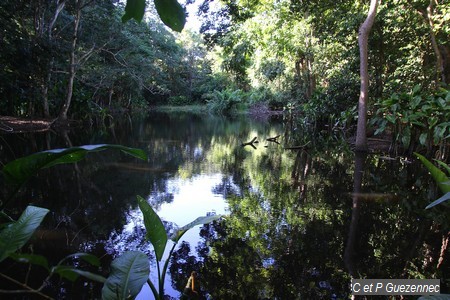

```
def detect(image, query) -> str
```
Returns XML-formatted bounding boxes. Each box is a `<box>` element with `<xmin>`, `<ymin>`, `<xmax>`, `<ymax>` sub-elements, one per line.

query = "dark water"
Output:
<box><xmin>0</xmin><ymin>111</ymin><xmax>448</xmax><ymax>299</ymax></box>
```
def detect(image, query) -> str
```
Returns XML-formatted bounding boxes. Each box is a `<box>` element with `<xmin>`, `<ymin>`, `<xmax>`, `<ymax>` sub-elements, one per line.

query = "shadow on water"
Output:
<box><xmin>0</xmin><ymin>111</ymin><xmax>449</xmax><ymax>299</ymax></box>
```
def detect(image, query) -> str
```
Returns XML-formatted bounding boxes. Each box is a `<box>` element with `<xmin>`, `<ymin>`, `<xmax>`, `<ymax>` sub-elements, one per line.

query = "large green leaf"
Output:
<box><xmin>137</xmin><ymin>195</ymin><xmax>167</xmax><ymax>262</ymax></box>
<box><xmin>436</xmin><ymin>160</ymin><xmax>450</xmax><ymax>175</ymax></box>
<box><xmin>61</xmin><ymin>252</ymin><xmax>101</xmax><ymax>267</ymax></box>
<box><xmin>425</xmin><ymin>192</ymin><xmax>450</xmax><ymax>209</ymax></box>
<box><xmin>2</xmin><ymin>144</ymin><xmax>147</xmax><ymax>188</ymax></box>
<box><xmin>154</xmin><ymin>0</ymin><xmax>186</xmax><ymax>32</ymax></box>
<box><xmin>52</xmin><ymin>265</ymin><xmax>106</xmax><ymax>283</ymax></box>
<box><xmin>0</xmin><ymin>205</ymin><xmax>49</xmax><ymax>262</ymax></box>
<box><xmin>102</xmin><ymin>251</ymin><xmax>149</xmax><ymax>300</ymax></box>
<box><xmin>122</xmin><ymin>0</ymin><xmax>146</xmax><ymax>23</ymax></box>
<box><xmin>171</xmin><ymin>214</ymin><xmax>223</xmax><ymax>243</ymax></box>
<box><xmin>9</xmin><ymin>253</ymin><xmax>49</xmax><ymax>270</ymax></box>
<box><xmin>415</xmin><ymin>153</ymin><xmax>450</xmax><ymax>193</ymax></box>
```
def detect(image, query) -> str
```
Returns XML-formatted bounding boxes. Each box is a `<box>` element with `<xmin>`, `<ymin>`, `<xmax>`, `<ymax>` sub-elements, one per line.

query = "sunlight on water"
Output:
<box><xmin>135</xmin><ymin>173</ymin><xmax>229</xmax><ymax>299</ymax></box>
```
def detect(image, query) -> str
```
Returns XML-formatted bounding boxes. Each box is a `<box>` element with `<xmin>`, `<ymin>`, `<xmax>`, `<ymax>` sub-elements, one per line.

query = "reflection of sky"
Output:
<box><xmin>134</xmin><ymin>173</ymin><xmax>229</xmax><ymax>299</ymax></box>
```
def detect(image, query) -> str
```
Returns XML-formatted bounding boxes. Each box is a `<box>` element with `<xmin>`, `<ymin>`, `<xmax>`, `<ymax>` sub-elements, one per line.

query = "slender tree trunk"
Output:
<box><xmin>58</xmin><ymin>0</ymin><xmax>81</xmax><ymax>123</ymax></box>
<box><xmin>42</xmin><ymin>0</ymin><xmax>66</xmax><ymax>118</ymax></box>
<box><xmin>42</xmin><ymin>58</ymin><xmax>52</xmax><ymax>118</ymax></box>
<box><xmin>355</xmin><ymin>0</ymin><xmax>380</xmax><ymax>152</ymax></box>
<box><xmin>426</xmin><ymin>0</ymin><xmax>445</xmax><ymax>84</ymax></box>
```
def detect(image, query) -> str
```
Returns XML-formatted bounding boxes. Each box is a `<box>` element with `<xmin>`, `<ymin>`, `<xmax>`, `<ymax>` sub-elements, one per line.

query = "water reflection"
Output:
<box><xmin>0</xmin><ymin>112</ymin><xmax>448</xmax><ymax>299</ymax></box>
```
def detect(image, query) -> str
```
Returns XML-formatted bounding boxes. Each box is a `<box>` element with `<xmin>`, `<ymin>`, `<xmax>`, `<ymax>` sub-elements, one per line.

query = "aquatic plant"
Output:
<box><xmin>415</xmin><ymin>152</ymin><xmax>450</xmax><ymax>209</ymax></box>
<box><xmin>0</xmin><ymin>144</ymin><xmax>221</xmax><ymax>299</ymax></box>
<box><xmin>108</xmin><ymin>197</ymin><xmax>222</xmax><ymax>300</ymax></box>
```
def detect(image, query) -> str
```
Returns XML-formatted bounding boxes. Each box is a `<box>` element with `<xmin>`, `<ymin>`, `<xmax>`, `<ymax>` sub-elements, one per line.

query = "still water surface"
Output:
<box><xmin>0</xmin><ymin>111</ymin><xmax>447</xmax><ymax>299</ymax></box>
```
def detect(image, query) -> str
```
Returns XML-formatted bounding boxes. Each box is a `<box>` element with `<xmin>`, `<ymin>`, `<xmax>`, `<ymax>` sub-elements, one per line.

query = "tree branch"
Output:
<box><xmin>0</xmin><ymin>272</ymin><xmax>54</xmax><ymax>300</ymax></box>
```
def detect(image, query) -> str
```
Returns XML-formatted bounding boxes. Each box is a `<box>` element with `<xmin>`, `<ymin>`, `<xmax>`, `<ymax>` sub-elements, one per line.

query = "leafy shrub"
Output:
<box><xmin>168</xmin><ymin>95</ymin><xmax>192</xmax><ymax>106</ymax></box>
<box><xmin>371</xmin><ymin>86</ymin><xmax>450</xmax><ymax>153</ymax></box>
<box><xmin>258</xmin><ymin>60</ymin><xmax>285</xmax><ymax>82</ymax></box>
<box><xmin>193</xmin><ymin>73</ymin><xmax>236</xmax><ymax>102</ymax></box>
<box><xmin>0</xmin><ymin>145</ymin><xmax>222</xmax><ymax>300</ymax></box>
<box><xmin>299</xmin><ymin>72</ymin><xmax>359</xmax><ymax>129</ymax></box>
<box><xmin>204</xmin><ymin>89</ymin><xmax>244</xmax><ymax>114</ymax></box>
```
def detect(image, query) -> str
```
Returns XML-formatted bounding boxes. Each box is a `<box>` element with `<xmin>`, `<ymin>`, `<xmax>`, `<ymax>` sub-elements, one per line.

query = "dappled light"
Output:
<box><xmin>1</xmin><ymin>0</ymin><xmax>449</xmax><ymax>298</ymax></box>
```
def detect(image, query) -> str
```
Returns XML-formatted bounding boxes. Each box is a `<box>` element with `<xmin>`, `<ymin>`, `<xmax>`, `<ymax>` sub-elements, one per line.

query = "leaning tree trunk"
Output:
<box><xmin>355</xmin><ymin>0</ymin><xmax>380</xmax><ymax>152</ymax></box>
<box><xmin>58</xmin><ymin>0</ymin><xmax>81</xmax><ymax>123</ymax></box>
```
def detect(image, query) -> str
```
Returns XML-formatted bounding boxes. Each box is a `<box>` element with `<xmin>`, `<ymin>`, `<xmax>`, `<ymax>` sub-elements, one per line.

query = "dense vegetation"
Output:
<box><xmin>1</xmin><ymin>1</ymin><xmax>450</xmax><ymax>299</ymax></box>
<box><xmin>1</xmin><ymin>0</ymin><xmax>449</xmax><ymax>154</ymax></box>
<box><xmin>0</xmin><ymin>0</ymin><xmax>212</xmax><ymax>120</ymax></box>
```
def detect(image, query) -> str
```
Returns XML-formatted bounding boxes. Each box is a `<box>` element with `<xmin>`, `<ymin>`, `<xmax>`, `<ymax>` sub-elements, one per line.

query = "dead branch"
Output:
<box><xmin>266</xmin><ymin>135</ymin><xmax>280</xmax><ymax>144</ymax></box>
<box><xmin>242</xmin><ymin>137</ymin><xmax>259</xmax><ymax>149</ymax></box>
<box><xmin>285</xmin><ymin>141</ymin><xmax>311</xmax><ymax>150</ymax></box>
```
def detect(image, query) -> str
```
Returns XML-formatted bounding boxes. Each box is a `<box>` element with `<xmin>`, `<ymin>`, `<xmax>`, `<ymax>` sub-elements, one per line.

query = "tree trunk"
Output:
<box><xmin>42</xmin><ymin>58</ymin><xmax>53</xmax><ymax>118</ymax></box>
<box><xmin>42</xmin><ymin>1</ymin><xmax>66</xmax><ymax>118</ymax></box>
<box><xmin>355</xmin><ymin>0</ymin><xmax>380</xmax><ymax>152</ymax></box>
<box><xmin>344</xmin><ymin>151</ymin><xmax>366</xmax><ymax>277</ymax></box>
<box><xmin>58</xmin><ymin>0</ymin><xmax>81</xmax><ymax>123</ymax></box>
<box><xmin>426</xmin><ymin>0</ymin><xmax>445</xmax><ymax>84</ymax></box>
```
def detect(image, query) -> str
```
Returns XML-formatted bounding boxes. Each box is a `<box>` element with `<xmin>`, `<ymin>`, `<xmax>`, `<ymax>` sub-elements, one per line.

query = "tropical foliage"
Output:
<box><xmin>371</xmin><ymin>87</ymin><xmax>450</xmax><ymax>155</ymax></box>
<box><xmin>415</xmin><ymin>152</ymin><xmax>450</xmax><ymax>209</ymax></box>
<box><xmin>0</xmin><ymin>144</ymin><xmax>221</xmax><ymax>299</ymax></box>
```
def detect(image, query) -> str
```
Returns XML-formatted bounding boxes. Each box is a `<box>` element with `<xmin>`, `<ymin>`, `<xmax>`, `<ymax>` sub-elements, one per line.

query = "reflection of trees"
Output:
<box><xmin>169</xmin><ymin>241</ymin><xmax>202</xmax><ymax>294</ymax></box>
<box><xmin>199</xmin><ymin>222</ymin><xmax>267</xmax><ymax>299</ymax></box>
<box><xmin>343</xmin><ymin>153</ymin><xmax>449</xmax><ymax>281</ymax></box>
<box><xmin>168</xmin><ymin>137</ymin><xmax>356</xmax><ymax>298</ymax></box>
<box><xmin>3</xmin><ymin>112</ymin><xmax>449</xmax><ymax>297</ymax></box>
<box><xmin>1</xmin><ymin>112</ymin><xmax>289</xmax><ymax>298</ymax></box>
<box><xmin>169</xmin><ymin>130</ymin><xmax>450</xmax><ymax>298</ymax></box>
<box><xmin>344</xmin><ymin>151</ymin><xmax>365</xmax><ymax>277</ymax></box>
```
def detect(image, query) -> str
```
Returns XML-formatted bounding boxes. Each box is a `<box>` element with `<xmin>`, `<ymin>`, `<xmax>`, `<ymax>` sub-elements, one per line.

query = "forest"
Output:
<box><xmin>0</xmin><ymin>0</ymin><xmax>448</xmax><ymax>154</ymax></box>
<box><xmin>1</xmin><ymin>0</ymin><xmax>450</xmax><ymax>299</ymax></box>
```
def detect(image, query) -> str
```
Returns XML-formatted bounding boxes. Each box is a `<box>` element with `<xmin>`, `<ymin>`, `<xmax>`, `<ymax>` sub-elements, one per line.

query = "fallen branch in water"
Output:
<box><xmin>241</xmin><ymin>136</ymin><xmax>259</xmax><ymax>149</ymax></box>
<box><xmin>266</xmin><ymin>135</ymin><xmax>280</xmax><ymax>145</ymax></box>
<box><xmin>284</xmin><ymin>141</ymin><xmax>310</xmax><ymax>150</ymax></box>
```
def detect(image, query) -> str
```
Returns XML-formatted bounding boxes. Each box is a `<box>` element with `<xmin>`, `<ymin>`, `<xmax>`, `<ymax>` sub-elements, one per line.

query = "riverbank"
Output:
<box><xmin>0</xmin><ymin>116</ymin><xmax>54</xmax><ymax>134</ymax></box>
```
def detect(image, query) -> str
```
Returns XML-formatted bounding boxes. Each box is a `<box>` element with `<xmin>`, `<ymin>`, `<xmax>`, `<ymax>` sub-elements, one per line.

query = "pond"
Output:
<box><xmin>0</xmin><ymin>111</ymin><xmax>448</xmax><ymax>299</ymax></box>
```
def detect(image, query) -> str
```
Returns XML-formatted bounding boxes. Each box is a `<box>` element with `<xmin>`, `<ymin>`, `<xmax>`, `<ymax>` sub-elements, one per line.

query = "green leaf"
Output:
<box><xmin>137</xmin><ymin>195</ymin><xmax>167</xmax><ymax>261</ymax></box>
<box><xmin>429</xmin><ymin>117</ymin><xmax>438</xmax><ymax>128</ymax></box>
<box><xmin>425</xmin><ymin>192</ymin><xmax>450</xmax><ymax>209</ymax></box>
<box><xmin>154</xmin><ymin>0</ymin><xmax>186</xmax><ymax>32</ymax></box>
<box><xmin>385</xmin><ymin>114</ymin><xmax>396</xmax><ymax>124</ymax></box>
<box><xmin>62</xmin><ymin>252</ymin><xmax>101</xmax><ymax>267</ymax></box>
<box><xmin>437</xmin><ymin>97</ymin><xmax>446</xmax><ymax>108</ymax></box>
<box><xmin>412</xmin><ymin>84</ymin><xmax>421</xmax><ymax>94</ymax></box>
<box><xmin>2</xmin><ymin>144</ymin><xmax>147</xmax><ymax>188</ymax></box>
<box><xmin>53</xmin><ymin>265</ymin><xmax>106</xmax><ymax>283</ymax></box>
<box><xmin>102</xmin><ymin>251</ymin><xmax>149</xmax><ymax>300</ymax></box>
<box><xmin>435</xmin><ymin>160</ymin><xmax>450</xmax><ymax>176</ymax></box>
<box><xmin>9</xmin><ymin>253</ymin><xmax>49</xmax><ymax>270</ymax></box>
<box><xmin>0</xmin><ymin>205</ymin><xmax>49</xmax><ymax>262</ymax></box>
<box><xmin>411</xmin><ymin>95</ymin><xmax>422</xmax><ymax>109</ymax></box>
<box><xmin>419</xmin><ymin>133</ymin><xmax>428</xmax><ymax>146</ymax></box>
<box><xmin>171</xmin><ymin>214</ymin><xmax>223</xmax><ymax>243</ymax></box>
<box><xmin>415</xmin><ymin>153</ymin><xmax>450</xmax><ymax>193</ymax></box>
<box><xmin>401</xmin><ymin>126</ymin><xmax>411</xmax><ymax>148</ymax></box>
<box><xmin>122</xmin><ymin>0</ymin><xmax>146</xmax><ymax>23</ymax></box>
